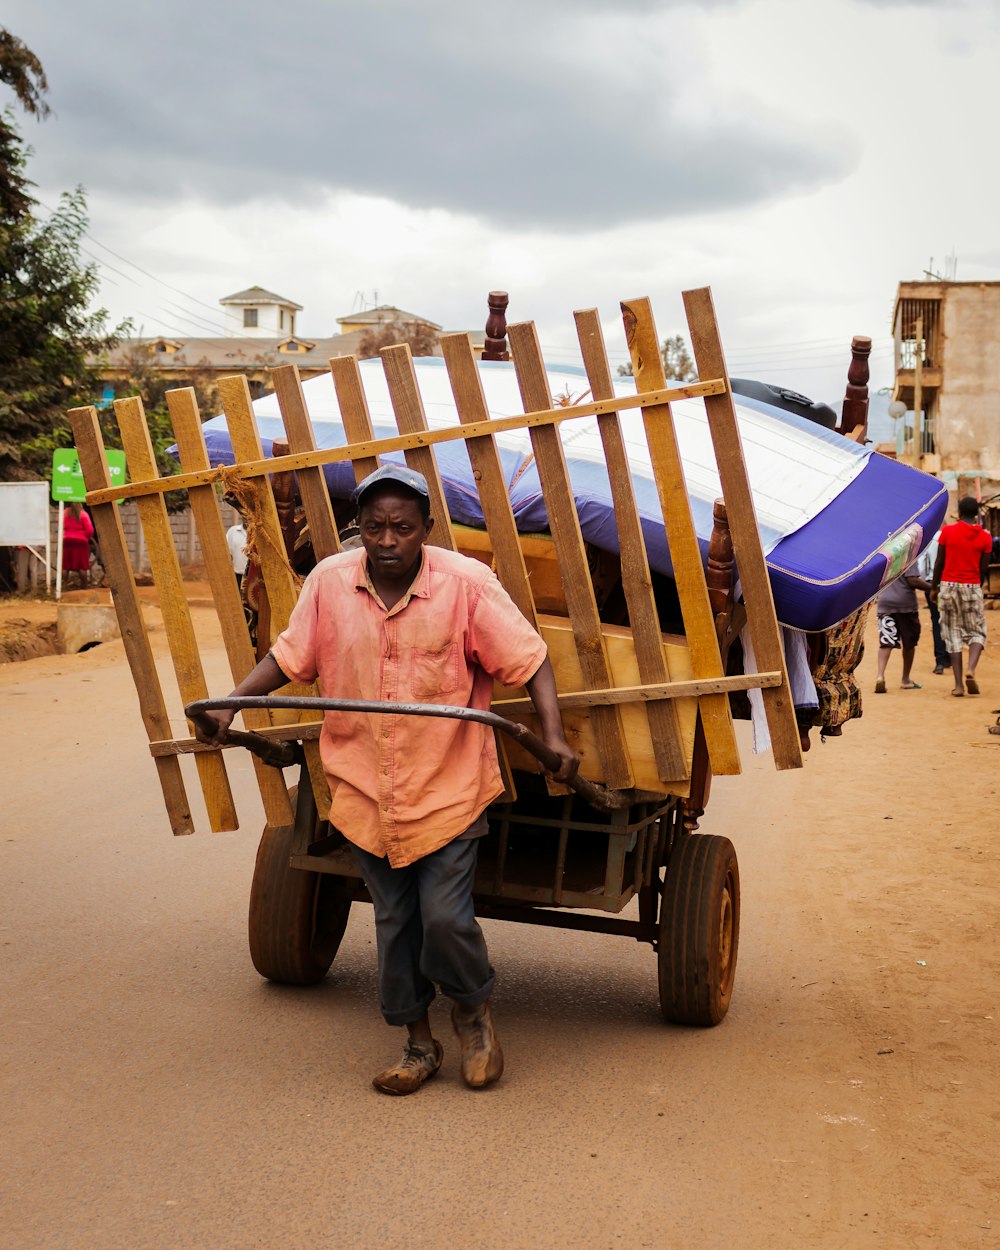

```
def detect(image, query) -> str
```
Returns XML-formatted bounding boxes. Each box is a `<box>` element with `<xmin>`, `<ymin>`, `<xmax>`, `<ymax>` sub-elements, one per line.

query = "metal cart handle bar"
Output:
<box><xmin>184</xmin><ymin>695</ymin><xmax>632</xmax><ymax>812</ymax></box>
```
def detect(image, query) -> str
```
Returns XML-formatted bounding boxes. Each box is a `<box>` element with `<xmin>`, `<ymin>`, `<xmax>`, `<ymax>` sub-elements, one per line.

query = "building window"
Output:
<box><xmin>155</xmin><ymin>341</ymin><xmax>167</xmax><ymax>352</ymax></box>
<box><xmin>280</xmin><ymin>310</ymin><xmax>285</xmax><ymax>330</ymax></box>
<box><xmin>244</xmin><ymin>308</ymin><xmax>258</xmax><ymax>328</ymax></box>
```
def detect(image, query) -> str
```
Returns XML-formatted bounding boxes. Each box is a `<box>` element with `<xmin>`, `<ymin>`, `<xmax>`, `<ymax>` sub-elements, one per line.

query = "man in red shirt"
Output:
<box><xmin>930</xmin><ymin>496</ymin><xmax>993</xmax><ymax>696</ymax></box>
<box><xmin>197</xmin><ymin>465</ymin><xmax>579</xmax><ymax>1095</ymax></box>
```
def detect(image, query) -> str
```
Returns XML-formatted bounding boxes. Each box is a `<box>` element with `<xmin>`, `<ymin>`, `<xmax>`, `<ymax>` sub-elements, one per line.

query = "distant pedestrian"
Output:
<box><xmin>62</xmin><ymin>502</ymin><xmax>94</xmax><ymax>588</ymax></box>
<box><xmin>920</xmin><ymin>530</ymin><xmax>949</xmax><ymax>674</ymax></box>
<box><xmin>874</xmin><ymin>559</ymin><xmax>932</xmax><ymax>693</ymax></box>
<box><xmin>931</xmin><ymin>496</ymin><xmax>992</xmax><ymax>696</ymax></box>
<box><xmin>226</xmin><ymin>518</ymin><xmax>248</xmax><ymax>586</ymax></box>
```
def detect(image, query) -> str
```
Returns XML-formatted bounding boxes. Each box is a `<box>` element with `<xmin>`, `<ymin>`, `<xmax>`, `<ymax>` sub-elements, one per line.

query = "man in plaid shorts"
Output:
<box><xmin>930</xmin><ymin>496</ymin><xmax>993</xmax><ymax>696</ymax></box>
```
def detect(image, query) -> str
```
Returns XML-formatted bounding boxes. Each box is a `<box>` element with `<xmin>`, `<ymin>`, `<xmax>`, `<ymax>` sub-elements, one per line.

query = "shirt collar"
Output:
<box><xmin>356</xmin><ymin>547</ymin><xmax>432</xmax><ymax>609</ymax></box>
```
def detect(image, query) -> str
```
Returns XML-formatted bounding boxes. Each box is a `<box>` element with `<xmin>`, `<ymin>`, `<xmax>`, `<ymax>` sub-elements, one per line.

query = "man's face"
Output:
<box><xmin>358</xmin><ymin>488</ymin><xmax>433</xmax><ymax>584</ymax></box>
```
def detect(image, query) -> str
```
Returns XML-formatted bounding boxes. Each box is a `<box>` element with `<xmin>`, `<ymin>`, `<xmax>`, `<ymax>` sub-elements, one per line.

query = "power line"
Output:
<box><xmin>35</xmin><ymin>196</ymin><xmax>246</xmax><ymax>336</ymax></box>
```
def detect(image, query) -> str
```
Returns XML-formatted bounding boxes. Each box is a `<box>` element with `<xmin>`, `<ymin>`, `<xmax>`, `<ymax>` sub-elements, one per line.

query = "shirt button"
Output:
<box><xmin>383</xmin><ymin>730</ymin><xmax>389</xmax><ymax>738</ymax></box>
<box><xmin>382</xmin><ymin>804</ymin><xmax>389</xmax><ymax>812</ymax></box>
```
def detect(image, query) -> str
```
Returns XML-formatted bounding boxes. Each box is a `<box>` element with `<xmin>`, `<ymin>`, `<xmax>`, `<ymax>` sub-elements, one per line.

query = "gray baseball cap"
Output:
<box><xmin>353</xmin><ymin>463</ymin><xmax>430</xmax><ymax>507</ymax></box>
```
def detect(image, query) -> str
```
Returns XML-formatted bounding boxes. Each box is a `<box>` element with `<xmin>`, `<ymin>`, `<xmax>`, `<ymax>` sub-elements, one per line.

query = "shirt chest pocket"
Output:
<box><xmin>409</xmin><ymin>640</ymin><xmax>462</xmax><ymax>702</ymax></box>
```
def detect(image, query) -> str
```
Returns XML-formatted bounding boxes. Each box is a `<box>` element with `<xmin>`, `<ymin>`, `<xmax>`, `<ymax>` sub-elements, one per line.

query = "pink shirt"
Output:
<box><xmin>63</xmin><ymin>509</ymin><xmax>94</xmax><ymax>544</ymax></box>
<box><xmin>271</xmin><ymin>545</ymin><xmax>547</xmax><ymax>867</ymax></box>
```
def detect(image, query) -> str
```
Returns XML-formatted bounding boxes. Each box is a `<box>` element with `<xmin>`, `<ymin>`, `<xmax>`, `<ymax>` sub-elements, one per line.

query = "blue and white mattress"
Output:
<box><xmin>192</xmin><ymin>358</ymin><xmax>947</xmax><ymax>633</ymax></box>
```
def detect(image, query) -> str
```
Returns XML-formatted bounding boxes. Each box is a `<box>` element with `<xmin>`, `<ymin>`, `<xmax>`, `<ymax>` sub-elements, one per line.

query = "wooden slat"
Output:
<box><xmin>150</xmin><ymin>721</ymin><xmax>324</xmax><ymax>757</ymax></box>
<box><xmin>682</xmin><ymin>286</ymin><xmax>803</xmax><ymax>771</ymax></box>
<box><xmin>508</xmin><ymin>320</ymin><xmax>634</xmax><ymax>790</ymax></box>
<box><xmin>166</xmin><ymin>388</ymin><xmax>294</xmax><ymax>828</ymax></box>
<box><xmin>329</xmin><ymin>356</ymin><xmax>380</xmax><ymax>485</ymax></box>
<box><xmin>620</xmin><ymin>297</ymin><xmax>741</xmax><ymax>777</ymax></box>
<box><xmin>271</xmin><ymin>364</ymin><xmax>340</xmax><ymax>561</ymax></box>
<box><xmin>379</xmin><ymin>344</ymin><xmax>456</xmax><ymax>551</ymax></box>
<box><xmin>440</xmin><ymin>333</ymin><xmax>537</xmax><ymax>625</ymax></box>
<box><xmin>83</xmin><ymin>380</ymin><xmax>728</xmax><ymax>507</ymax></box>
<box><xmin>216</xmin><ymin>374</ymin><xmax>332</xmax><ymax>816</ymax></box>
<box><xmin>493</xmin><ymin>670</ymin><xmax>783</xmax><ymax>713</ymax></box>
<box><xmin>440</xmin><ymin>332</ymin><xmax>537</xmax><ymax>802</ymax></box>
<box><xmin>114</xmin><ymin>395</ymin><xmax>239</xmax><ymax>832</ymax></box>
<box><xmin>380</xmin><ymin>340</ymin><xmax>523</xmax><ymax>798</ymax></box>
<box><xmin>69</xmin><ymin>406</ymin><xmax>194</xmax><ymax>836</ymax></box>
<box><xmin>574</xmin><ymin>309</ymin><xmax>689</xmax><ymax>783</ymax></box>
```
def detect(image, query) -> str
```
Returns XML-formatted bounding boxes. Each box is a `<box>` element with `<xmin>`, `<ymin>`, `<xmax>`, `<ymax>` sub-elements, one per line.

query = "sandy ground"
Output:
<box><xmin>2</xmin><ymin>591</ymin><xmax>999</xmax><ymax>1250</ymax></box>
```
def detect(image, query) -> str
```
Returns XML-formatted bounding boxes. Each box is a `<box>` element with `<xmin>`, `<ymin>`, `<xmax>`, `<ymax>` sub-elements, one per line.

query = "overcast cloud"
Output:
<box><xmin>7</xmin><ymin>0</ymin><xmax>854</xmax><ymax>227</ymax></box>
<box><xmin>2</xmin><ymin>0</ymin><xmax>995</xmax><ymax>403</ymax></box>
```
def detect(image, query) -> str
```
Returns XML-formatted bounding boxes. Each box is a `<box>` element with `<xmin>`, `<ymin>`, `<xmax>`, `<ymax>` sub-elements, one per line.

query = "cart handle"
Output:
<box><xmin>184</xmin><ymin>695</ymin><xmax>633</xmax><ymax>813</ymax></box>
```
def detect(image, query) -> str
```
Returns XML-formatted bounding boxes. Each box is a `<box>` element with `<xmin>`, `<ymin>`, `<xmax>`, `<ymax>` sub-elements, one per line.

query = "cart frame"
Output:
<box><xmin>69</xmin><ymin>289</ymin><xmax>871</xmax><ymax>1025</ymax></box>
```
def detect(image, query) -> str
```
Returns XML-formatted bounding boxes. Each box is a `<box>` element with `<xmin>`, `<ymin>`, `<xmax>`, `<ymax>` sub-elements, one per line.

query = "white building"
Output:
<box><xmin>219</xmin><ymin>286</ymin><xmax>303</xmax><ymax>338</ymax></box>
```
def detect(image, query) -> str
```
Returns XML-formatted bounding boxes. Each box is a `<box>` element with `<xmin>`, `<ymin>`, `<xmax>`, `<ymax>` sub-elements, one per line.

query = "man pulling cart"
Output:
<box><xmin>196</xmin><ymin>463</ymin><xmax>579</xmax><ymax>1094</ymax></box>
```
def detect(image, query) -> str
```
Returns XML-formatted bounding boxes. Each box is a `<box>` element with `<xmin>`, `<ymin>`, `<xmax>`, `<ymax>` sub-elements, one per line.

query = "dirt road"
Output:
<box><xmin>2</xmin><ymin>597</ymin><xmax>998</xmax><ymax>1249</ymax></box>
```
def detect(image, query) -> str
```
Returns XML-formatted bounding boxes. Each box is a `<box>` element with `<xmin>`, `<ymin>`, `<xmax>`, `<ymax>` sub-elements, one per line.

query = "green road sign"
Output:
<box><xmin>51</xmin><ymin>448</ymin><xmax>127</xmax><ymax>503</ymax></box>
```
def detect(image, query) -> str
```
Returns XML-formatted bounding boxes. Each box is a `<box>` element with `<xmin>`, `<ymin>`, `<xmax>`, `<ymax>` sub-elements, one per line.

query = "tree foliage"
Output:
<box><xmin>1</xmin><ymin>28</ymin><xmax>48</xmax><ymax>218</ymax></box>
<box><xmin>0</xmin><ymin>29</ymin><xmax>49</xmax><ymax>117</ymax></box>
<box><xmin>0</xmin><ymin>31</ymin><xmax>126</xmax><ymax>482</ymax></box>
<box><xmin>2</xmin><ymin>174</ymin><xmax>125</xmax><ymax>480</ymax></box>
<box><xmin>357</xmin><ymin>318</ymin><xmax>439</xmax><ymax>359</ymax></box>
<box><xmin>617</xmin><ymin>333</ymin><xmax>698</xmax><ymax>383</ymax></box>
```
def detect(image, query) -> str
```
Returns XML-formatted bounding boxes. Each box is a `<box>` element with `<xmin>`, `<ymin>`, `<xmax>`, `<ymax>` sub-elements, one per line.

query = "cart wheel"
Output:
<box><xmin>248</xmin><ymin>802</ymin><xmax>352</xmax><ymax>985</ymax></box>
<box><xmin>658</xmin><ymin>833</ymin><xmax>740</xmax><ymax>1026</ymax></box>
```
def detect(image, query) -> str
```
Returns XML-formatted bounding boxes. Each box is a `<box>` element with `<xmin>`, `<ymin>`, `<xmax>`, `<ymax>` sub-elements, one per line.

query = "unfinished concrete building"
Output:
<box><xmin>892</xmin><ymin>280</ymin><xmax>1000</xmax><ymax>483</ymax></box>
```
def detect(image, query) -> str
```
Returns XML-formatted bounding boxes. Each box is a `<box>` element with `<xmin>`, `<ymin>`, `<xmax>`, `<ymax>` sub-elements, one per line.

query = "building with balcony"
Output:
<box><xmin>891</xmin><ymin>280</ymin><xmax>1000</xmax><ymax>481</ymax></box>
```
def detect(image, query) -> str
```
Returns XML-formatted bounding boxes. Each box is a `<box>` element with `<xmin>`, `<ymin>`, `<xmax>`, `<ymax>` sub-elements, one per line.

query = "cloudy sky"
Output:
<box><xmin>6</xmin><ymin>0</ymin><xmax>999</xmax><ymax>402</ymax></box>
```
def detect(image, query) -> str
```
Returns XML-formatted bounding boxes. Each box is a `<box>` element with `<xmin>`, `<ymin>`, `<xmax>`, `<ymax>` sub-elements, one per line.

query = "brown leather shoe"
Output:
<box><xmin>372</xmin><ymin>1038</ymin><xmax>443</xmax><ymax>1096</ymax></box>
<box><xmin>451</xmin><ymin>1002</ymin><xmax>504</xmax><ymax>1089</ymax></box>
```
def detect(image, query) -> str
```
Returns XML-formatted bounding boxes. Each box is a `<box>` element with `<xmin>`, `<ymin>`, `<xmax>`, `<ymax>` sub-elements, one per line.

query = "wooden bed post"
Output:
<box><xmin>837</xmin><ymin>335</ymin><xmax>872</xmax><ymax>441</ymax></box>
<box><xmin>686</xmin><ymin>500</ymin><xmax>741</xmax><ymax>829</ymax></box>
<box><xmin>706</xmin><ymin>501</ymin><xmax>736</xmax><ymax>635</ymax></box>
<box><xmin>482</xmin><ymin>291</ymin><xmax>510</xmax><ymax>362</ymax></box>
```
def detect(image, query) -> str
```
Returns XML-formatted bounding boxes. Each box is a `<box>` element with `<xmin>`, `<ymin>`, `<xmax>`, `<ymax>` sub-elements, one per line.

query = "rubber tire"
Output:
<box><xmin>248</xmin><ymin>807</ymin><xmax>352</xmax><ymax>986</ymax></box>
<box><xmin>658</xmin><ymin>833</ymin><xmax>740</xmax><ymax>1026</ymax></box>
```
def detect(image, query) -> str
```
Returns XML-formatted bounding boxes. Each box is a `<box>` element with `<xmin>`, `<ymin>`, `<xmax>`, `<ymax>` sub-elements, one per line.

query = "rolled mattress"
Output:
<box><xmin>189</xmin><ymin>357</ymin><xmax>947</xmax><ymax>634</ymax></box>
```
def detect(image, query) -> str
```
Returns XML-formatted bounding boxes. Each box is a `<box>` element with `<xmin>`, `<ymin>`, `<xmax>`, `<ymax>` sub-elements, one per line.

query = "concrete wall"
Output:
<box><xmin>938</xmin><ymin>285</ymin><xmax>1000</xmax><ymax>475</ymax></box>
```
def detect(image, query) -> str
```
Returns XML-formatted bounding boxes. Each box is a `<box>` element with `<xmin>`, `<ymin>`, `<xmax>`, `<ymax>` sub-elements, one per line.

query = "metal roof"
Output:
<box><xmin>219</xmin><ymin>286</ymin><xmax>304</xmax><ymax>310</ymax></box>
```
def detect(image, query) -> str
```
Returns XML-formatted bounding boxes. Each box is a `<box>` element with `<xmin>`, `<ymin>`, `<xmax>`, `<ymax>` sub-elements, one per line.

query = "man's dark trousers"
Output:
<box><xmin>926</xmin><ymin>590</ymin><xmax>949</xmax><ymax>667</ymax></box>
<box><xmin>351</xmin><ymin>836</ymin><xmax>495</xmax><ymax>1026</ymax></box>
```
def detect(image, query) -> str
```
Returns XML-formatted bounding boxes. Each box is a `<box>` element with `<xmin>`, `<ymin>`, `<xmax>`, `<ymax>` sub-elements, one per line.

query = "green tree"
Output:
<box><xmin>1</xmin><ymin>172</ymin><xmax>125</xmax><ymax>480</ymax></box>
<box><xmin>0</xmin><ymin>28</ymin><xmax>48</xmax><ymax>219</ymax></box>
<box><xmin>0</xmin><ymin>29</ymin><xmax>126</xmax><ymax>481</ymax></box>
<box><xmin>617</xmin><ymin>333</ymin><xmax>698</xmax><ymax>382</ymax></box>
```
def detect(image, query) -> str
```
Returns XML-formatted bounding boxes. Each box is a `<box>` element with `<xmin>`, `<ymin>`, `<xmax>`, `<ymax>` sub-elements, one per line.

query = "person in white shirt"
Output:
<box><xmin>226</xmin><ymin>519</ymin><xmax>248</xmax><ymax>585</ymax></box>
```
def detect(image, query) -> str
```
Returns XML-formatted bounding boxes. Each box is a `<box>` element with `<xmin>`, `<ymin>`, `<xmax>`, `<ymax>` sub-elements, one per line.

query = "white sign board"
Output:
<box><xmin>0</xmin><ymin>482</ymin><xmax>51</xmax><ymax>545</ymax></box>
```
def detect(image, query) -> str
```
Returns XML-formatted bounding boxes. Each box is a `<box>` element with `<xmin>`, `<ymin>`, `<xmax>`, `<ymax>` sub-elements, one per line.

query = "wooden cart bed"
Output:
<box><xmin>69</xmin><ymin>289</ymin><xmax>802</xmax><ymax>841</ymax></box>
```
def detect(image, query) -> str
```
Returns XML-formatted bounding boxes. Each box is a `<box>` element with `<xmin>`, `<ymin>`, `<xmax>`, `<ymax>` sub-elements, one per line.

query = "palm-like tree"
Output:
<box><xmin>0</xmin><ymin>29</ymin><xmax>49</xmax><ymax>119</ymax></box>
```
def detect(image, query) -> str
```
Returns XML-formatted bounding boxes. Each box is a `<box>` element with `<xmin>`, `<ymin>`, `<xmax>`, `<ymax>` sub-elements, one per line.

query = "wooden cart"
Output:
<box><xmin>70</xmin><ymin>289</ymin><xmax>869</xmax><ymax>1027</ymax></box>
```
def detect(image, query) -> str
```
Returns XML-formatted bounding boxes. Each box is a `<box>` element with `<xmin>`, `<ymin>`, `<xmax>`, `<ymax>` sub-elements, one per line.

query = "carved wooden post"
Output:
<box><xmin>837</xmin><ymin>335</ymin><xmax>872</xmax><ymax>441</ymax></box>
<box><xmin>248</xmin><ymin>438</ymin><xmax>296</xmax><ymax>661</ymax></box>
<box><xmin>271</xmin><ymin>439</ymin><xmax>298</xmax><ymax>560</ymax></box>
<box><xmin>686</xmin><ymin>500</ymin><xmax>737</xmax><ymax>830</ymax></box>
<box><xmin>482</xmin><ymin>290</ymin><xmax>510</xmax><ymax>361</ymax></box>
<box><xmin>706</xmin><ymin>499</ymin><xmax>735</xmax><ymax>637</ymax></box>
